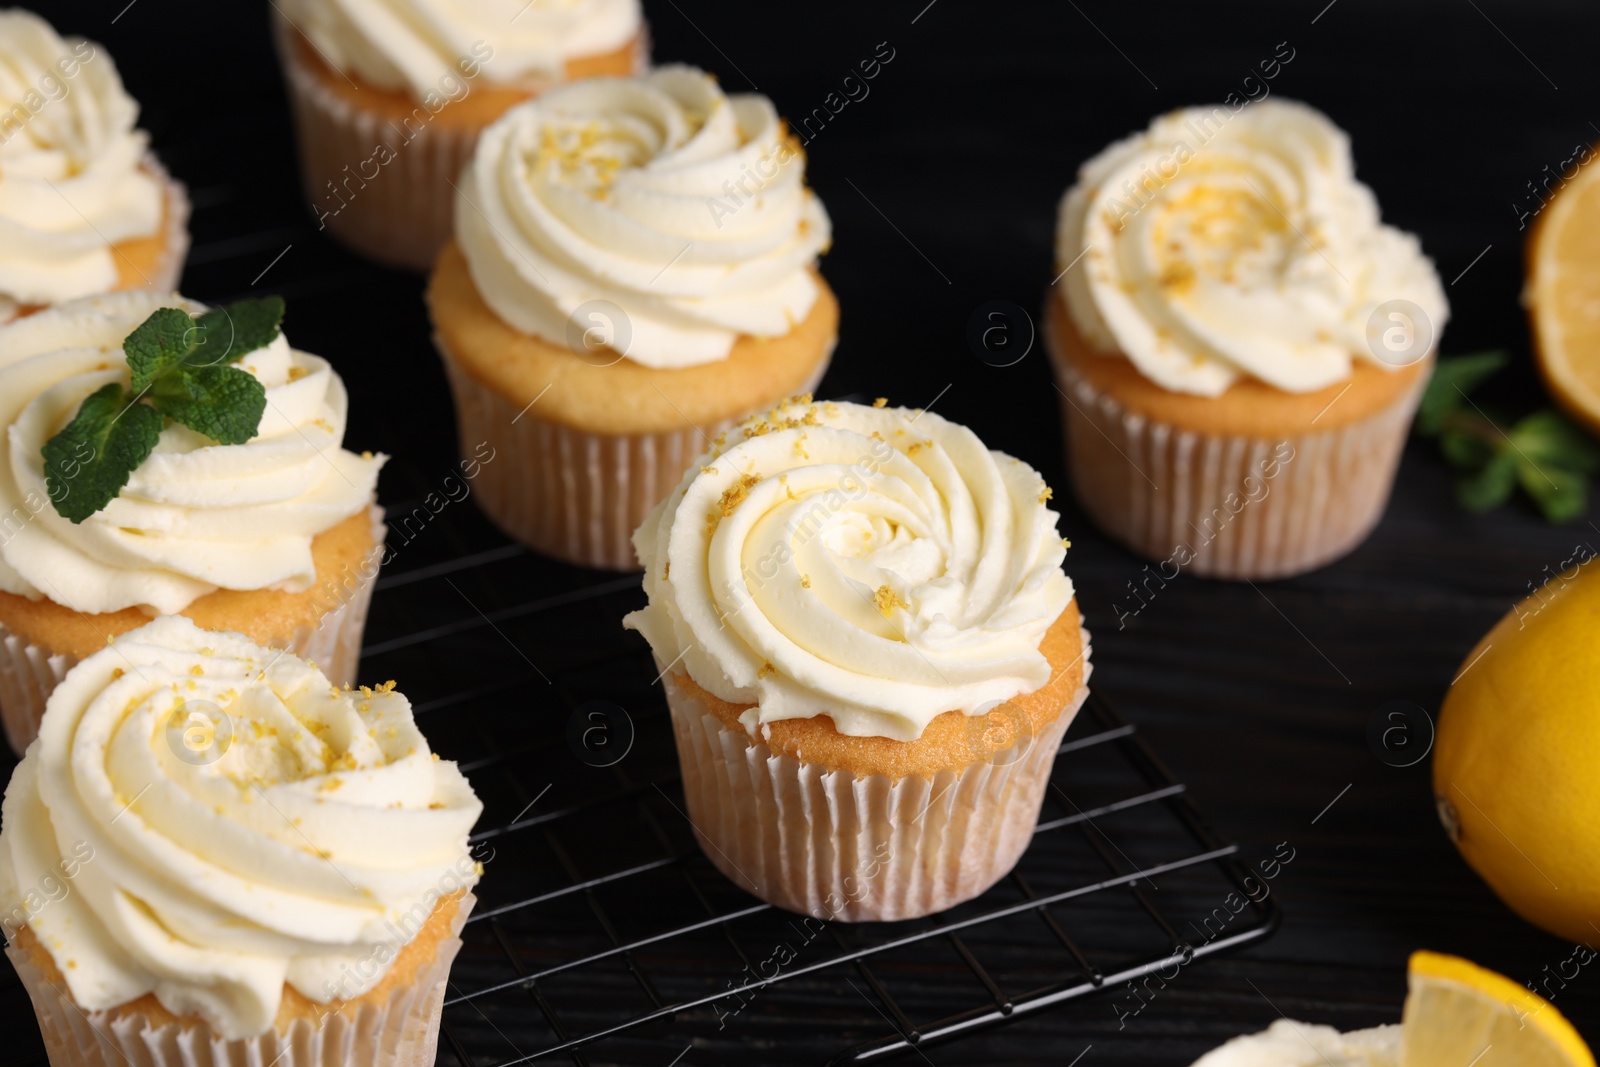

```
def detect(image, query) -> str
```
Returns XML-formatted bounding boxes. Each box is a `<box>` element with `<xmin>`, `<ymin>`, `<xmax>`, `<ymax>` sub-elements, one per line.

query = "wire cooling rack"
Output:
<box><xmin>351</xmin><ymin>489</ymin><xmax>1281</xmax><ymax>1066</ymax></box>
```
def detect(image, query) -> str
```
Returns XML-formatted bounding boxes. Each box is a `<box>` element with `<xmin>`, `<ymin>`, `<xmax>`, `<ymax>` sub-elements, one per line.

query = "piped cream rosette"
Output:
<box><xmin>0</xmin><ymin>11</ymin><xmax>180</xmax><ymax>318</ymax></box>
<box><xmin>627</xmin><ymin>398</ymin><xmax>1074</xmax><ymax>742</ymax></box>
<box><xmin>1057</xmin><ymin>99</ymin><xmax>1448</xmax><ymax>396</ymax></box>
<box><xmin>279</xmin><ymin>0</ymin><xmax>643</xmax><ymax>98</ymax></box>
<box><xmin>458</xmin><ymin>64</ymin><xmax>831</xmax><ymax>369</ymax></box>
<box><xmin>0</xmin><ymin>615</ymin><xmax>483</xmax><ymax>1041</ymax></box>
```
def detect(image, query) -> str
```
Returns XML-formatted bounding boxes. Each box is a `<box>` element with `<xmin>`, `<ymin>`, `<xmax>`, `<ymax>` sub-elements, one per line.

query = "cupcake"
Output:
<box><xmin>1048</xmin><ymin>100</ymin><xmax>1448</xmax><ymax>579</ymax></box>
<box><xmin>0</xmin><ymin>615</ymin><xmax>483</xmax><ymax>1067</ymax></box>
<box><xmin>0</xmin><ymin>291</ymin><xmax>386</xmax><ymax>754</ymax></box>
<box><xmin>624</xmin><ymin>397</ymin><xmax>1089</xmax><ymax>921</ymax></box>
<box><xmin>0</xmin><ymin>10</ymin><xmax>189</xmax><ymax>322</ymax></box>
<box><xmin>429</xmin><ymin>65</ymin><xmax>837</xmax><ymax>571</ymax></box>
<box><xmin>273</xmin><ymin>0</ymin><xmax>647</xmax><ymax>270</ymax></box>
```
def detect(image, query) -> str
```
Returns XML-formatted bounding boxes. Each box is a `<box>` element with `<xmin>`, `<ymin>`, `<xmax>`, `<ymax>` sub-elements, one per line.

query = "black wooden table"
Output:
<box><xmin>6</xmin><ymin>0</ymin><xmax>1600</xmax><ymax>1063</ymax></box>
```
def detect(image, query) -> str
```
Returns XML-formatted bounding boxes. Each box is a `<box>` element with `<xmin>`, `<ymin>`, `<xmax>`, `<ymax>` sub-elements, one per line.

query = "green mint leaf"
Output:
<box><xmin>1416</xmin><ymin>351</ymin><xmax>1509</xmax><ymax>436</ymax></box>
<box><xmin>152</xmin><ymin>365</ymin><xmax>267</xmax><ymax>445</ymax></box>
<box><xmin>41</xmin><ymin>383</ymin><xmax>163</xmax><ymax>523</ymax></box>
<box><xmin>1455</xmin><ymin>452</ymin><xmax>1517</xmax><ymax>513</ymax></box>
<box><xmin>124</xmin><ymin>307</ymin><xmax>200</xmax><ymax>394</ymax></box>
<box><xmin>40</xmin><ymin>297</ymin><xmax>285</xmax><ymax>522</ymax></box>
<box><xmin>1508</xmin><ymin>409</ymin><xmax>1600</xmax><ymax>474</ymax></box>
<box><xmin>188</xmin><ymin>296</ymin><xmax>285</xmax><ymax>368</ymax></box>
<box><xmin>1517</xmin><ymin>461</ymin><xmax>1587</xmax><ymax>523</ymax></box>
<box><xmin>1438</xmin><ymin>425</ymin><xmax>1498</xmax><ymax>469</ymax></box>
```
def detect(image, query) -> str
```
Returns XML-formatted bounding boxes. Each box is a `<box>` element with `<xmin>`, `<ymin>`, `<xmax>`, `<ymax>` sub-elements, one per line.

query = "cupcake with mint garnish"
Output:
<box><xmin>0</xmin><ymin>10</ymin><xmax>189</xmax><ymax>322</ymax></box>
<box><xmin>0</xmin><ymin>292</ymin><xmax>385</xmax><ymax>754</ymax></box>
<box><xmin>626</xmin><ymin>397</ymin><xmax>1090</xmax><ymax>921</ymax></box>
<box><xmin>1</xmin><ymin>615</ymin><xmax>483</xmax><ymax>1067</ymax></box>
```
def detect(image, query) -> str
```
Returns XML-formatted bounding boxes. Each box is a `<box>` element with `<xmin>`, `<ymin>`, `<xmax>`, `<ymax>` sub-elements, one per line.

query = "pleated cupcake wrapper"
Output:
<box><xmin>662</xmin><ymin>632</ymin><xmax>1092</xmax><ymax>922</ymax></box>
<box><xmin>6</xmin><ymin>893</ymin><xmax>473</xmax><ymax>1067</ymax></box>
<box><xmin>274</xmin><ymin>13</ymin><xmax>648</xmax><ymax>272</ymax></box>
<box><xmin>1050</xmin><ymin>351</ymin><xmax>1428</xmax><ymax>581</ymax></box>
<box><xmin>0</xmin><ymin>505</ymin><xmax>385</xmax><ymax>756</ymax></box>
<box><xmin>439</xmin><ymin>343</ymin><xmax>830</xmax><ymax>572</ymax></box>
<box><xmin>276</xmin><ymin>19</ymin><xmax>479</xmax><ymax>273</ymax></box>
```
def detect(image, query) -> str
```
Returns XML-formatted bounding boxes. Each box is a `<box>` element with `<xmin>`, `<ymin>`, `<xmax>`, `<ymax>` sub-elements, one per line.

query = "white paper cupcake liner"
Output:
<box><xmin>0</xmin><ymin>505</ymin><xmax>385</xmax><ymax>756</ymax></box>
<box><xmin>662</xmin><ymin>630</ymin><xmax>1092</xmax><ymax>922</ymax></box>
<box><xmin>439</xmin><ymin>346</ymin><xmax>830</xmax><ymax>572</ymax></box>
<box><xmin>1051</xmin><ymin>348</ymin><xmax>1428</xmax><ymax>580</ymax></box>
<box><xmin>6</xmin><ymin>893</ymin><xmax>473</xmax><ymax>1067</ymax></box>
<box><xmin>274</xmin><ymin>12</ymin><xmax>648</xmax><ymax>272</ymax></box>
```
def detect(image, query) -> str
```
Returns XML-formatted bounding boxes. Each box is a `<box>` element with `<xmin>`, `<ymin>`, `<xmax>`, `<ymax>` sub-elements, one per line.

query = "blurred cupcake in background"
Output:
<box><xmin>0</xmin><ymin>10</ymin><xmax>189</xmax><ymax>322</ymax></box>
<box><xmin>1048</xmin><ymin>100</ymin><xmax>1447</xmax><ymax>579</ymax></box>
<box><xmin>0</xmin><ymin>292</ymin><xmax>386</xmax><ymax>754</ymax></box>
<box><xmin>273</xmin><ymin>0</ymin><xmax>647</xmax><ymax>270</ymax></box>
<box><xmin>428</xmin><ymin>65</ymin><xmax>836</xmax><ymax>570</ymax></box>
<box><xmin>1</xmin><ymin>615</ymin><xmax>483</xmax><ymax>1067</ymax></box>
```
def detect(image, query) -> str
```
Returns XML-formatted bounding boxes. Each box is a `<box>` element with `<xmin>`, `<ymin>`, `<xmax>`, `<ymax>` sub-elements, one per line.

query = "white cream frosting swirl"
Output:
<box><xmin>0</xmin><ymin>615</ymin><xmax>483</xmax><ymax>1039</ymax></box>
<box><xmin>0</xmin><ymin>291</ymin><xmax>385</xmax><ymax>616</ymax></box>
<box><xmin>457</xmin><ymin>65</ymin><xmax>831</xmax><ymax>369</ymax></box>
<box><xmin>0</xmin><ymin>10</ymin><xmax>164</xmax><ymax>314</ymax></box>
<box><xmin>1057</xmin><ymin>99</ymin><xmax>1448</xmax><ymax>396</ymax></box>
<box><xmin>1191</xmin><ymin>1019</ymin><xmax>1398</xmax><ymax>1066</ymax></box>
<box><xmin>624</xmin><ymin>398</ymin><xmax>1075</xmax><ymax>742</ymax></box>
<box><xmin>278</xmin><ymin>0</ymin><xmax>641</xmax><ymax>99</ymax></box>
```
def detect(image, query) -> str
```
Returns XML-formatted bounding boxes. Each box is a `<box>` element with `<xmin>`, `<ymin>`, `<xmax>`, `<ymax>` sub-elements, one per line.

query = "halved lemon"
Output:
<box><xmin>1402</xmin><ymin>951</ymin><xmax>1595</xmax><ymax>1067</ymax></box>
<box><xmin>1528</xmin><ymin>146</ymin><xmax>1600</xmax><ymax>435</ymax></box>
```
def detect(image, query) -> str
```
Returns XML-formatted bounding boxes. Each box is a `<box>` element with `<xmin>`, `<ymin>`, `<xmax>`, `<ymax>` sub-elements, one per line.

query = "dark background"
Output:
<box><xmin>10</xmin><ymin>0</ymin><xmax>1600</xmax><ymax>1063</ymax></box>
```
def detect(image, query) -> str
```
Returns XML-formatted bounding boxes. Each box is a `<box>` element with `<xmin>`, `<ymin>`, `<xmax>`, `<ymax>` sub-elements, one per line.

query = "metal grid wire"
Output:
<box><xmin>353</xmin><ymin>492</ymin><xmax>1281</xmax><ymax>1065</ymax></box>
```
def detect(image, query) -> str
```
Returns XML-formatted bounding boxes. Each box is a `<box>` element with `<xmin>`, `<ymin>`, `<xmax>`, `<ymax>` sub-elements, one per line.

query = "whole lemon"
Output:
<box><xmin>1434</xmin><ymin>560</ymin><xmax>1600</xmax><ymax>945</ymax></box>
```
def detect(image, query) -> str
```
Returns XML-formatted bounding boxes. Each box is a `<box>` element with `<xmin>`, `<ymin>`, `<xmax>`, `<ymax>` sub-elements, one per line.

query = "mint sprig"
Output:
<box><xmin>41</xmin><ymin>384</ymin><xmax>165</xmax><ymax>524</ymax></box>
<box><xmin>42</xmin><ymin>296</ymin><xmax>285</xmax><ymax>524</ymax></box>
<box><xmin>1416</xmin><ymin>350</ymin><xmax>1600</xmax><ymax>522</ymax></box>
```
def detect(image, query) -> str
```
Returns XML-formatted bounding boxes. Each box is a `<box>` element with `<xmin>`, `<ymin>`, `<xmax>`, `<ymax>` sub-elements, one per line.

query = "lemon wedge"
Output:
<box><xmin>1402</xmin><ymin>951</ymin><xmax>1595</xmax><ymax>1067</ymax></box>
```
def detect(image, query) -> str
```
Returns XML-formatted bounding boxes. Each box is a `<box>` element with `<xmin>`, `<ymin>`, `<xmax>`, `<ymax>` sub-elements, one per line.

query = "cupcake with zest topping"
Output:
<box><xmin>625</xmin><ymin>398</ymin><xmax>1088</xmax><ymax>921</ymax></box>
<box><xmin>0</xmin><ymin>10</ymin><xmax>189</xmax><ymax>322</ymax></box>
<box><xmin>0</xmin><ymin>615</ymin><xmax>483</xmax><ymax>1067</ymax></box>
<box><xmin>429</xmin><ymin>65</ymin><xmax>837</xmax><ymax>570</ymax></box>
<box><xmin>0</xmin><ymin>292</ymin><xmax>386</xmax><ymax>754</ymax></box>
<box><xmin>273</xmin><ymin>0</ymin><xmax>648</xmax><ymax>270</ymax></box>
<box><xmin>1048</xmin><ymin>100</ymin><xmax>1448</xmax><ymax>578</ymax></box>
